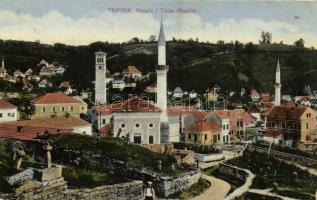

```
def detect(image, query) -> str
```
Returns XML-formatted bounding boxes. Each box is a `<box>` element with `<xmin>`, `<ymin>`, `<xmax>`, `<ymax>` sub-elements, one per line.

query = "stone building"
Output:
<box><xmin>184</xmin><ymin>120</ymin><xmax>221</xmax><ymax>145</ymax></box>
<box><xmin>262</xmin><ymin>105</ymin><xmax>317</xmax><ymax>146</ymax></box>
<box><xmin>0</xmin><ymin>99</ymin><xmax>18</xmax><ymax>123</ymax></box>
<box><xmin>31</xmin><ymin>92</ymin><xmax>87</xmax><ymax>119</ymax></box>
<box><xmin>112</xmin><ymin>96</ymin><xmax>161</xmax><ymax>144</ymax></box>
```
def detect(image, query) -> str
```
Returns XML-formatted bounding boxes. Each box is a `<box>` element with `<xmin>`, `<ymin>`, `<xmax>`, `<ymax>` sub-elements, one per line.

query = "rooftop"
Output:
<box><xmin>267</xmin><ymin>105</ymin><xmax>308</xmax><ymax>120</ymax></box>
<box><xmin>122</xmin><ymin>66</ymin><xmax>141</xmax><ymax>74</ymax></box>
<box><xmin>0</xmin><ymin>99</ymin><xmax>17</xmax><ymax>109</ymax></box>
<box><xmin>184</xmin><ymin>121</ymin><xmax>221</xmax><ymax>132</ymax></box>
<box><xmin>31</xmin><ymin>93</ymin><xmax>84</xmax><ymax>104</ymax></box>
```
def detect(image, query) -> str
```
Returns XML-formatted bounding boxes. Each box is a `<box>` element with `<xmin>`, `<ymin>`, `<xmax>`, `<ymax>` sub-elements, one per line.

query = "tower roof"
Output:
<box><xmin>158</xmin><ymin>17</ymin><xmax>166</xmax><ymax>46</ymax></box>
<box><xmin>276</xmin><ymin>58</ymin><xmax>280</xmax><ymax>73</ymax></box>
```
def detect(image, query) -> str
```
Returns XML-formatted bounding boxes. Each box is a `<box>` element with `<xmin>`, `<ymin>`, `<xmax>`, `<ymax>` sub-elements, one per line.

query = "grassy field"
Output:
<box><xmin>41</xmin><ymin>134</ymin><xmax>186</xmax><ymax>175</ymax></box>
<box><xmin>227</xmin><ymin>150</ymin><xmax>317</xmax><ymax>200</ymax></box>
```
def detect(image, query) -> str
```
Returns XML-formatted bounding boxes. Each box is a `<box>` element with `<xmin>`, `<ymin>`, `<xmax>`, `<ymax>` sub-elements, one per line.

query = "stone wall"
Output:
<box><xmin>248</xmin><ymin>145</ymin><xmax>317</xmax><ymax>168</ymax></box>
<box><xmin>6</xmin><ymin>168</ymin><xmax>34</xmax><ymax>186</ymax></box>
<box><xmin>218</xmin><ymin>163</ymin><xmax>247</xmax><ymax>181</ymax></box>
<box><xmin>194</xmin><ymin>152</ymin><xmax>224</xmax><ymax>162</ymax></box>
<box><xmin>68</xmin><ymin>180</ymin><xmax>143</xmax><ymax>200</ymax></box>
<box><xmin>50</xmin><ymin>147</ymin><xmax>201</xmax><ymax>197</ymax></box>
<box><xmin>155</xmin><ymin>168</ymin><xmax>201</xmax><ymax>197</ymax></box>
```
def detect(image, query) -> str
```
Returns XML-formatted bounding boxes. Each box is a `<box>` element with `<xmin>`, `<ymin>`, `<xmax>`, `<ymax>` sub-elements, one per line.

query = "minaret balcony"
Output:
<box><xmin>156</xmin><ymin>65</ymin><xmax>169</xmax><ymax>71</ymax></box>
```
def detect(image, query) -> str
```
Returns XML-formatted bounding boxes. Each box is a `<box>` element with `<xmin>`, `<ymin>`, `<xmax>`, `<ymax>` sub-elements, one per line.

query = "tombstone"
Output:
<box><xmin>13</xmin><ymin>147</ymin><xmax>25</xmax><ymax>171</ymax></box>
<box><xmin>43</xmin><ymin>142</ymin><xmax>53</xmax><ymax>168</ymax></box>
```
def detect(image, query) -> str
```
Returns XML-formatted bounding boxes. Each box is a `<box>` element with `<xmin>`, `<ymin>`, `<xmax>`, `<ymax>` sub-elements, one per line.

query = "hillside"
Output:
<box><xmin>0</xmin><ymin>39</ymin><xmax>316</xmax><ymax>95</ymax></box>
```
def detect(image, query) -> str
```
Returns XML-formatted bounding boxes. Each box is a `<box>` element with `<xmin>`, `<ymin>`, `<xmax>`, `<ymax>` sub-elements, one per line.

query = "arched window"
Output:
<box><xmin>149</xmin><ymin>136</ymin><xmax>154</xmax><ymax>144</ymax></box>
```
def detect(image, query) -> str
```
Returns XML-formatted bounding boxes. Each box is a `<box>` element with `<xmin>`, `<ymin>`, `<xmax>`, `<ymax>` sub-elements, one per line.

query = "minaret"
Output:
<box><xmin>95</xmin><ymin>51</ymin><xmax>107</xmax><ymax>104</ymax></box>
<box><xmin>156</xmin><ymin>17</ymin><xmax>169</xmax><ymax>143</ymax></box>
<box><xmin>274</xmin><ymin>58</ymin><xmax>281</xmax><ymax>106</ymax></box>
<box><xmin>0</xmin><ymin>56</ymin><xmax>7</xmax><ymax>78</ymax></box>
<box><xmin>1</xmin><ymin>57</ymin><xmax>4</xmax><ymax>69</ymax></box>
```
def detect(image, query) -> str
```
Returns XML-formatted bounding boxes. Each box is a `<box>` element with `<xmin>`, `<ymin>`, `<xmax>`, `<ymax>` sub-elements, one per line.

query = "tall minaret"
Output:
<box><xmin>95</xmin><ymin>51</ymin><xmax>107</xmax><ymax>104</ymax></box>
<box><xmin>274</xmin><ymin>58</ymin><xmax>281</xmax><ymax>106</ymax></box>
<box><xmin>156</xmin><ymin>17</ymin><xmax>169</xmax><ymax>143</ymax></box>
<box><xmin>1</xmin><ymin>57</ymin><xmax>4</xmax><ymax>69</ymax></box>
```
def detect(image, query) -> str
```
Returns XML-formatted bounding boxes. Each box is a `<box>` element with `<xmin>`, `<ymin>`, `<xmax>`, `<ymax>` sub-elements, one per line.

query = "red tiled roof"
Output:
<box><xmin>166</xmin><ymin>106</ymin><xmax>198</xmax><ymax>117</ymax></box>
<box><xmin>10</xmin><ymin>116</ymin><xmax>91</xmax><ymax>128</ymax></box>
<box><xmin>0</xmin><ymin>123</ymin><xmax>72</xmax><ymax>141</ymax></box>
<box><xmin>0</xmin><ymin>99</ymin><xmax>17</xmax><ymax>109</ymax></box>
<box><xmin>184</xmin><ymin>121</ymin><xmax>220</xmax><ymax>132</ymax></box>
<box><xmin>190</xmin><ymin>111</ymin><xmax>210</xmax><ymax>121</ymax></box>
<box><xmin>31</xmin><ymin>93</ymin><xmax>83</xmax><ymax>104</ymax></box>
<box><xmin>267</xmin><ymin>106</ymin><xmax>307</xmax><ymax>120</ymax></box>
<box><xmin>112</xmin><ymin>96</ymin><xmax>161</xmax><ymax>113</ymax></box>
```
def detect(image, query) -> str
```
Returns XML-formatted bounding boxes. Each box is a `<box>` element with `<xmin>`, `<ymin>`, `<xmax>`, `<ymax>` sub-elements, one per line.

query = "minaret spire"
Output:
<box><xmin>1</xmin><ymin>56</ymin><xmax>4</xmax><ymax>69</ymax></box>
<box><xmin>156</xmin><ymin>15</ymin><xmax>169</xmax><ymax>143</ymax></box>
<box><xmin>274</xmin><ymin>57</ymin><xmax>281</xmax><ymax>106</ymax></box>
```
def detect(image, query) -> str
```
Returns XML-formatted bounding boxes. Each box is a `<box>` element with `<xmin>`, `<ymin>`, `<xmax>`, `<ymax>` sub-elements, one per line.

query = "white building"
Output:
<box><xmin>209</xmin><ymin>111</ymin><xmax>230</xmax><ymax>144</ymax></box>
<box><xmin>112</xmin><ymin>79</ymin><xmax>125</xmax><ymax>90</ymax></box>
<box><xmin>95</xmin><ymin>51</ymin><xmax>107</xmax><ymax>104</ymax></box>
<box><xmin>0</xmin><ymin>99</ymin><xmax>18</xmax><ymax>123</ymax></box>
<box><xmin>173</xmin><ymin>87</ymin><xmax>183</xmax><ymax>98</ymax></box>
<box><xmin>275</xmin><ymin>58</ymin><xmax>281</xmax><ymax>106</ymax></box>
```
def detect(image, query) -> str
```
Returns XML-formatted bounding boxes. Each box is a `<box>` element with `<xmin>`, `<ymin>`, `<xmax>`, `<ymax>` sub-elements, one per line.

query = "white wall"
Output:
<box><xmin>0</xmin><ymin>108</ymin><xmax>17</xmax><ymax>123</ymax></box>
<box><xmin>73</xmin><ymin>125</ymin><xmax>92</xmax><ymax>136</ymax></box>
<box><xmin>113</xmin><ymin>112</ymin><xmax>161</xmax><ymax>144</ymax></box>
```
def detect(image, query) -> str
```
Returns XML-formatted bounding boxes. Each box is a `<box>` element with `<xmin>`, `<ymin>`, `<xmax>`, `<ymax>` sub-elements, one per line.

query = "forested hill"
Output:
<box><xmin>0</xmin><ymin>39</ymin><xmax>317</xmax><ymax>95</ymax></box>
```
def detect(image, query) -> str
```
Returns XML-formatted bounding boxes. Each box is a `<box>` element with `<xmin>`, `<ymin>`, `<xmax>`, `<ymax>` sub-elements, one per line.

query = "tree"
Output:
<box><xmin>148</xmin><ymin>35</ymin><xmax>156</xmax><ymax>42</ymax></box>
<box><xmin>259</xmin><ymin>31</ymin><xmax>272</xmax><ymax>44</ymax></box>
<box><xmin>294</xmin><ymin>38</ymin><xmax>305</xmax><ymax>47</ymax></box>
<box><xmin>128</xmin><ymin>37</ymin><xmax>140</xmax><ymax>44</ymax></box>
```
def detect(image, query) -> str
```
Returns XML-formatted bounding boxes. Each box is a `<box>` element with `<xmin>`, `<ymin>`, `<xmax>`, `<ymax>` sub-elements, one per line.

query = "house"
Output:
<box><xmin>261</xmin><ymin>105</ymin><xmax>316</xmax><ymax>146</ymax></box>
<box><xmin>38</xmin><ymin>79</ymin><xmax>52</xmax><ymax>88</ymax></box>
<box><xmin>173</xmin><ymin>87</ymin><xmax>183</xmax><ymax>98</ymax></box>
<box><xmin>3</xmin><ymin>74</ymin><xmax>17</xmax><ymax>83</ymax></box>
<box><xmin>206</xmin><ymin>89</ymin><xmax>218</xmax><ymax>102</ymax></box>
<box><xmin>37</xmin><ymin>59</ymin><xmax>49</xmax><ymax>67</ymax></box>
<box><xmin>261</xmin><ymin>93</ymin><xmax>271</xmax><ymax>103</ymax></box>
<box><xmin>112</xmin><ymin>79</ymin><xmax>125</xmax><ymax>90</ymax></box>
<box><xmin>144</xmin><ymin>84</ymin><xmax>156</xmax><ymax>94</ymax></box>
<box><xmin>32</xmin><ymin>75</ymin><xmax>41</xmax><ymax>82</ymax></box>
<box><xmin>184</xmin><ymin>121</ymin><xmax>221</xmax><ymax>145</ymax></box>
<box><xmin>59</xmin><ymin>81</ymin><xmax>73</xmax><ymax>94</ymax></box>
<box><xmin>50</xmin><ymin>62</ymin><xmax>65</xmax><ymax>74</ymax></box>
<box><xmin>22</xmin><ymin>79</ymin><xmax>33</xmax><ymax>91</ymax></box>
<box><xmin>189</xmin><ymin>90</ymin><xmax>198</xmax><ymax>99</ymax></box>
<box><xmin>122</xmin><ymin>66</ymin><xmax>142</xmax><ymax>79</ymax></box>
<box><xmin>208</xmin><ymin>110</ymin><xmax>230</xmax><ymax>144</ymax></box>
<box><xmin>250</xmin><ymin>89</ymin><xmax>260</xmax><ymax>102</ymax></box>
<box><xmin>30</xmin><ymin>92</ymin><xmax>87</xmax><ymax>119</ymax></box>
<box><xmin>25</xmin><ymin>68</ymin><xmax>33</xmax><ymax>76</ymax></box>
<box><xmin>13</xmin><ymin>70</ymin><xmax>24</xmax><ymax>78</ymax></box>
<box><xmin>0</xmin><ymin>100</ymin><xmax>18</xmax><ymax>123</ymax></box>
<box><xmin>39</xmin><ymin>67</ymin><xmax>55</xmax><ymax>76</ymax></box>
<box><xmin>0</xmin><ymin>115</ymin><xmax>91</xmax><ymax>139</ymax></box>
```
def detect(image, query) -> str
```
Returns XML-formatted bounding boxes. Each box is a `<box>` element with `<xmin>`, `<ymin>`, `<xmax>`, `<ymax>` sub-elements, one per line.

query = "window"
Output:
<box><xmin>121</xmin><ymin>124</ymin><xmax>126</xmax><ymax>128</ymax></box>
<box><xmin>0</xmin><ymin>113</ymin><xmax>2</xmax><ymax>118</ymax></box>
<box><xmin>70</xmin><ymin>106</ymin><xmax>73</xmax><ymax>112</ymax></box>
<box><xmin>135</xmin><ymin>123</ymin><xmax>140</xmax><ymax>128</ymax></box>
<box><xmin>81</xmin><ymin>106</ymin><xmax>85</xmax><ymax>111</ymax></box>
<box><xmin>222</xmin><ymin>125</ymin><xmax>225</xmax><ymax>130</ymax></box>
<box><xmin>102</xmin><ymin>119</ymin><xmax>106</xmax><ymax>124</ymax></box>
<box><xmin>218</xmin><ymin>134</ymin><xmax>220</xmax><ymax>140</ymax></box>
<box><xmin>62</xmin><ymin>107</ymin><xmax>65</xmax><ymax>112</ymax></box>
<box><xmin>148</xmin><ymin>123</ymin><xmax>154</xmax><ymax>128</ymax></box>
<box><xmin>306</xmin><ymin>123</ymin><xmax>309</xmax><ymax>129</ymax></box>
<box><xmin>226</xmin><ymin>124</ymin><xmax>229</xmax><ymax>129</ymax></box>
<box><xmin>53</xmin><ymin>107</ymin><xmax>56</xmax><ymax>112</ymax></box>
<box><xmin>42</xmin><ymin>107</ymin><xmax>46</xmax><ymax>112</ymax></box>
<box><xmin>188</xmin><ymin>133</ymin><xmax>191</xmax><ymax>140</ymax></box>
<box><xmin>205</xmin><ymin>135</ymin><xmax>207</xmax><ymax>140</ymax></box>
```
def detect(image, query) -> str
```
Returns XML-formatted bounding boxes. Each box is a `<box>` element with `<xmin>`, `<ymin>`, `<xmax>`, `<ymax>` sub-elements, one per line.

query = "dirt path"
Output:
<box><xmin>191</xmin><ymin>174</ymin><xmax>231</xmax><ymax>200</ymax></box>
<box><xmin>223</xmin><ymin>166</ymin><xmax>255</xmax><ymax>200</ymax></box>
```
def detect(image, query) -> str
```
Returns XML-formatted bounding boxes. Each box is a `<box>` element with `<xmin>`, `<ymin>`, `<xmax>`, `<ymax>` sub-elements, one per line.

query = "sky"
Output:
<box><xmin>0</xmin><ymin>0</ymin><xmax>316</xmax><ymax>47</ymax></box>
